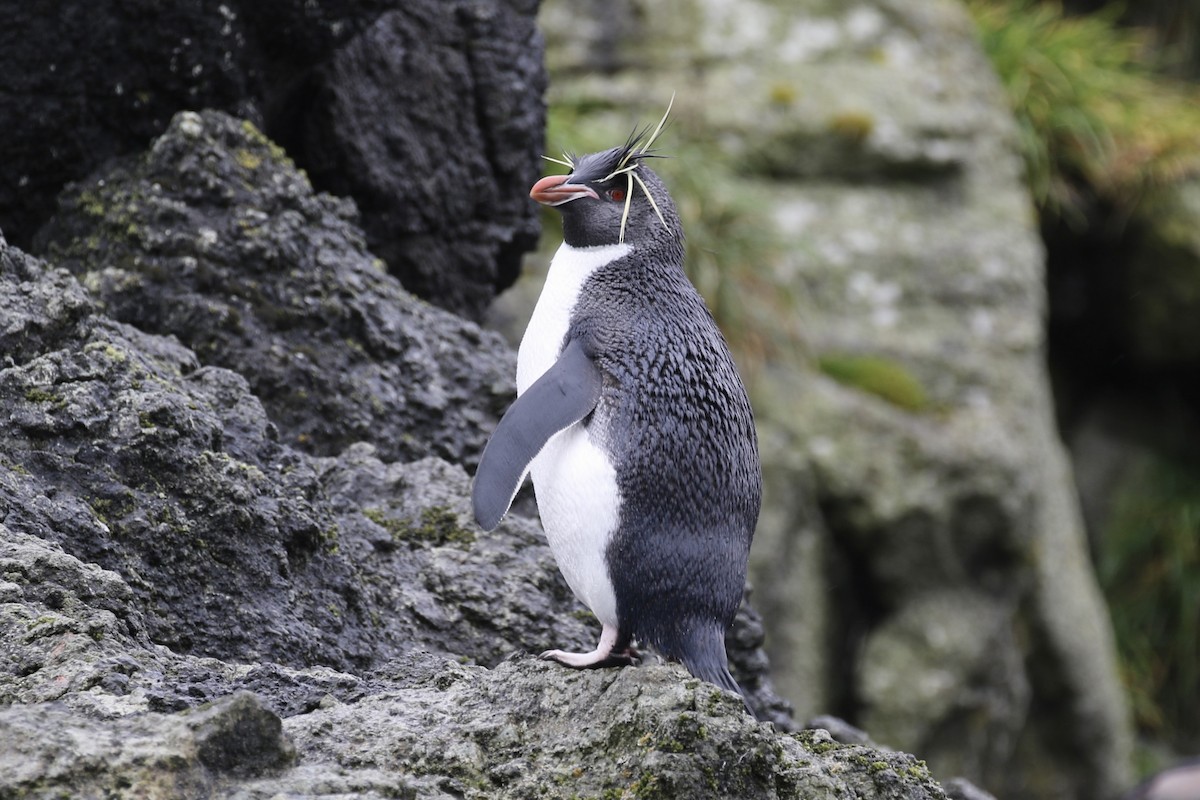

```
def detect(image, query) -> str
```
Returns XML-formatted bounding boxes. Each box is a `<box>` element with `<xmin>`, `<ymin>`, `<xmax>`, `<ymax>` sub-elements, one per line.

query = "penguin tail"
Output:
<box><xmin>674</xmin><ymin>624</ymin><xmax>754</xmax><ymax>716</ymax></box>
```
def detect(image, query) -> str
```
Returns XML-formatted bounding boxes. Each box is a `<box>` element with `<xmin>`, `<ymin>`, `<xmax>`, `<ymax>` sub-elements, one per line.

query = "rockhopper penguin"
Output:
<box><xmin>472</xmin><ymin>108</ymin><xmax>761</xmax><ymax>709</ymax></box>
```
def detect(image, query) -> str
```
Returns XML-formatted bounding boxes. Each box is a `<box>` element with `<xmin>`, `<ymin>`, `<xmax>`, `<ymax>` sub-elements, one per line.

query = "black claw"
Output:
<box><xmin>584</xmin><ymin>652</ymin><xmax>636</xmax><ymax>669</ymax></box>
<box><xmin>540</xmin><ymin>650</ymin><xmax>638</xmax><ymax>670</ymax></box>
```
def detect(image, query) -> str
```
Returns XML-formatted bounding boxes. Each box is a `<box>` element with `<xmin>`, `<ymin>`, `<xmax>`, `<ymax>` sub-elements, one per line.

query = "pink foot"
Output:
<box><xmin>540</xmin><ymin>624</ymin><xmax>637</xmax><ymax>669</ymax></box>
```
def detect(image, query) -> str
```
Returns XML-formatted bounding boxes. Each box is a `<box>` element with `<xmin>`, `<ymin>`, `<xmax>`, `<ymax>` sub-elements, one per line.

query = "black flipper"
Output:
<box><xmin>471</xmin><ymin>338</ymin><xmax>604</xmax><ymax>531</ymax></box>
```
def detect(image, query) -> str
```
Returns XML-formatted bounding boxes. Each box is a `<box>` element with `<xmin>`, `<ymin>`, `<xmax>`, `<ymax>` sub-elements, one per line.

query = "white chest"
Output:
<box><xmin>516</xmin><ymin>242</ymin><xmax>630</xmax><ymax>394</ymax></box>
<box><xmin>515</xmin><ymin>241</ymin><xmax>630</xmax><ymax>627</ymax></box>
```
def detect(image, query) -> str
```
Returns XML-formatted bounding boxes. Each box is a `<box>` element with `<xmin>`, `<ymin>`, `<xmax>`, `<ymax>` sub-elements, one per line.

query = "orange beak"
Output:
<box><xmin>530</xmin><ymin>174</ymin><xmax>599</xmax><ymax>206</ymax></box>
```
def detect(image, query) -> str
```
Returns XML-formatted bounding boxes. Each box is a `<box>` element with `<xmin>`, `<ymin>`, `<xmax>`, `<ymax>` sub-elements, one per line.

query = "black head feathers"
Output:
<box><xmin>559</xmin><ymin>123</ymin><xmax>667</xmax><ymax>187</ymax></box>
<box><xmin>541</xmin><ymin>96</ymin><xmax>676</xmax><ymax>244</ymax></box>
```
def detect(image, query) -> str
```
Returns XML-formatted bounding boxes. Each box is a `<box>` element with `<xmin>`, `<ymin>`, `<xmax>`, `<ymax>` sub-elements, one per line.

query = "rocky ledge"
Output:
<box><xmin>0</xmin><ymin>110</ymin><xmax>965</xmax><ymax>799</ymax></box>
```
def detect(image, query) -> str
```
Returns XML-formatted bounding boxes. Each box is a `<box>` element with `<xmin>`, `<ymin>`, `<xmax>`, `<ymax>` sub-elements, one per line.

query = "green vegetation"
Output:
<box><xmin>967</xmin><ymin>0</ymin><xmax>1200</xmax><ymax>220</ymax></box>
<box><xmin>827</xmin><ymin>111</ymin><xmax>875</xmax><ymax>143</ymax></box>
<box><xmin>24</xmin><ymin>387</ymin><xmax>66</xmax><ymax>409</ymax></box>
<box><xmin>816</xmin><ymin>353</ymin><xmax>929</xmax><ymax>412</ymax></box>
<box><xmin>362</xmin><ymin>505</ymin><xmax>475</xmax><ymax>548</ymax></box>
<box><xmin>239</xmin><ymin>119</ymin><xmax>292</xmax><ymax>167</ymax></box>
<box><xmin>1099</xmin><ymin>454</ymin><xmax>1200</xmax><ymax>748</ymax></box>
<box><xmin>794</xmin><ymin>729</ymin><xmax>840</xmax><ymax>756</ymax></box>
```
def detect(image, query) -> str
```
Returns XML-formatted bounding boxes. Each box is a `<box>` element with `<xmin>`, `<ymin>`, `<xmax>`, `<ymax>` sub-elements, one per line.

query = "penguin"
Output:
<box><xmin>472</xmin><ymin>107</ymin><xmax>761</xmax><ymax>709</ymax></box>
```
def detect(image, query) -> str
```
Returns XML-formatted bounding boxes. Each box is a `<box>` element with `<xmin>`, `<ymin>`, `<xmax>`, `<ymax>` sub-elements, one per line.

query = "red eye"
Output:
<box><xmin>607</xmin><ymin>188</ymin><xmax>626</xmax><ymax>202</ymax></box>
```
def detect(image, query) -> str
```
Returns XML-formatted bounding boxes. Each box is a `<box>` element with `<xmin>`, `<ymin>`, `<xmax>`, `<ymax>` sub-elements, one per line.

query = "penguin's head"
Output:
<box><xmin>531</xmin><ymin>116</ymin><xmax>682</xmax><ymax>250</ymax></box>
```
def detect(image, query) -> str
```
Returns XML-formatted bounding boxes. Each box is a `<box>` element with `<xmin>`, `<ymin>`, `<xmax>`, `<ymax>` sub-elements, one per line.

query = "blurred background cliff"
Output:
<box><xmin>494</xmin><ymin>0</ymin><xmax>1200</xmax><ymax>796</ymax></box>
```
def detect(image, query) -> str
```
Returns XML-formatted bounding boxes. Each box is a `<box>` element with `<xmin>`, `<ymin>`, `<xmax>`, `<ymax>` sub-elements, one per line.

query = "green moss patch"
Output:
<box><xmin>363</xmin><ymin>505</ymin><xmax>475</xmax><ymax>548</ymax></box>
<box><xmin>816</xmin><ymin>353</ymin><xmax>929</xmax><ymax>412</ymax></box>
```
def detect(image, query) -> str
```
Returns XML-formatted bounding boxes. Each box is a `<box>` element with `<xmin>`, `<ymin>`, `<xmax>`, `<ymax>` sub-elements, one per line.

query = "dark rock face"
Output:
<box><xmin>290</xmin><ymin>4</ymin><xmax>546</xmax><ymax>316</ymax></box>
<box><xmin>37</xmin><ymin>110</ymin><xmax>514</xmax><ymax>467</ymax></box>
<box><xmin>0</xmin><ymin>2</ymin><xmax>260</xmax><ymax>248</ymax></box>
<box><xmin>0</xmin><ymin>0</ymin><xmax>543</xmax><ymax>319</ymax></box>
<box><xmin>1</xmin><ymin>224</ymin><xmax>589</xmax><ymax>675</ymax></box>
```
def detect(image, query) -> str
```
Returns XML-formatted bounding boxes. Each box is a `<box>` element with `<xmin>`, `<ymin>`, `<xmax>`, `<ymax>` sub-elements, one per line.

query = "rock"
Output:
<box><xmin>268</xmin><ymin>654</ymin><xmax>948</xmax><ymax>800</ymax></box>
<box><xmin>191</xmin><ymin>692</ymin><xmax>296</xmax><ymax>778</ymax></box>
<box><xmin>800</xmin><ymin>719</ymin><xmax>1000</xmax><ymax>800</ymax></box>
<box><xmin>0</xmin><ymin>230</ymin><xmax>586</xmax><ymax>682</ymax></box>
<box><xmin>291</xmin><ymin>3</ymin><xmax>546</xmax><ymax>318</ymax></box>
<box><xmin>1</xmin><ymin>132</ymin><xmax>821</xmax><ymax>792</ymax></box>
<box><xmin>728</xmin><ymin>587</ymin><xmax>799</xmax><ymax>730</ymax></box>
<box><xmin>856</xmin><ymin>590</ymin><xmax>1029</xmax><ymax>779</ymax></box>
<box><xmin>0</xmin><ymin>2</ymin><xmax>259</xmax><ymax>251</ymax></box>
<box><xmin>536</xmin><ymin>0</ymin><xmax>1134</xmax><ymax>797</ymax></box>
<box><xmin>807</xmin><ymin>714</ymin><xmax>874</xmax><ymax>746</ymax></box>
<box><xmin>944</xmin><ymin>777</ymin><xmax>1000</xmax><ymax>800</ymax></box>
<box><xmin>0</xmin><ymin>0</ymin><xmax>544</xmax><ymax>319</ymax></box>
<box><xmin>0</xmin><ymin>693</ymin><xmax>293</xmax><ymax>797</ymax></box>
<box><xmin>0</xmin><ymin>650</ymin><xmax>952</xmax><ymax>799</ymax></box>
<box><xmin>37</xmin><ymin>109</ymin><xmax>514</xmax><ymax>467</ymax></box>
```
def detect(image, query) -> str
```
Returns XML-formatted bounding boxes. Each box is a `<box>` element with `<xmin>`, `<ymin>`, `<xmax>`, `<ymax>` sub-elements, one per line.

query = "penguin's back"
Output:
<box><xmin>571</xmin><ymin>260</ymin><xmax>761</xmax><ymax>654</ymax></box>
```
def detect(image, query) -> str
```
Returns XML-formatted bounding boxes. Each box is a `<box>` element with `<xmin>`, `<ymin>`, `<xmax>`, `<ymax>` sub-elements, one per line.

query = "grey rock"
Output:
<box><xmin>0</xmin><ymin>651</ymin><xmax>951</xmax><ymax>799</ymax></box>
<box><xmin>856</xmin><ymin>590</ymin><xmax>1029</xmax><ymax>780</ymax></box>
<box><xmin>0</xmin><ymin>0</ymin><xmax>544</xmax><ymax>318</ymax></box>
<box><xmin>728</xmin><ymin>588</ymin><xmax>799</xmax><ymax>730</ymax></box>
<box><xmin>0</xmin><ymin>692</ymin><xmax>293</xmax><ymax>796</ymax></box>
<box><xmin>807</xmin><ymin>715</ymin><xmax>874</xmax><ymax>746</ymax></box>
<box><xmin>944</xmin><ymin>777</ymin><xmax>1000</xmax><ymax>800</ymax></box>
<box><xmin>271</xmin><ymin>653</ymin><xmax>947</xmax><ymax>800</ymax></box>
<box><xmin>191</xmin><ymin>692</ymin><xmax>296</xmax><ymax>778</ymax></box>
<box><xmin>294</xmin><ymin>3</ymin><xmax>546</xmax><ymax>318</ymax></box>
<box><xmin>37</xmin><ymin>109</ymin><xmax>514</xmax><ymax>467</ymax></box>
<box><xmin>0</xmin><ymin>231</ymin><xmax>586</xmax><ymax>684</ymax></box>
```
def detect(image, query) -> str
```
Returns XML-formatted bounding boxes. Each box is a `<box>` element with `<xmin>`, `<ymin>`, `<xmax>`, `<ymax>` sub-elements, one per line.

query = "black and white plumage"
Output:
<box><xmin>471</xmin><ymin>120</ymin><xmax>761</xmax><ymax>709</ymax></box>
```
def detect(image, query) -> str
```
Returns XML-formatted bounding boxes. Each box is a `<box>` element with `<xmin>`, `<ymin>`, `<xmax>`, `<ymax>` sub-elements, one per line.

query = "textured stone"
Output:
<box><xmin>0</xmin><ymin>0</ymin><xmax>544</xmax><ymax>318</ymax></box>
<box><xmin>37</xmin><ymin>110</ymin><xmax>514</xmax><ymax>467</ymax></box>
<box><xmin>293</xmin><ymin>3</ymin><xmax>546</xmax><ymax>318</ymax></box>
<box><xmin>274</xmin><ymin>654</ymin><xmax>947</xmax><ymax>800</ymax></box>
<box><xmin>0</xmin><ymin>693</ymin><xmax>293</xmax><ymax>797</ymax></box>
<box><xmin>0</xmin><ymin>252</ymin><xmax>584</xmax><ymax>679</ymax></box>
